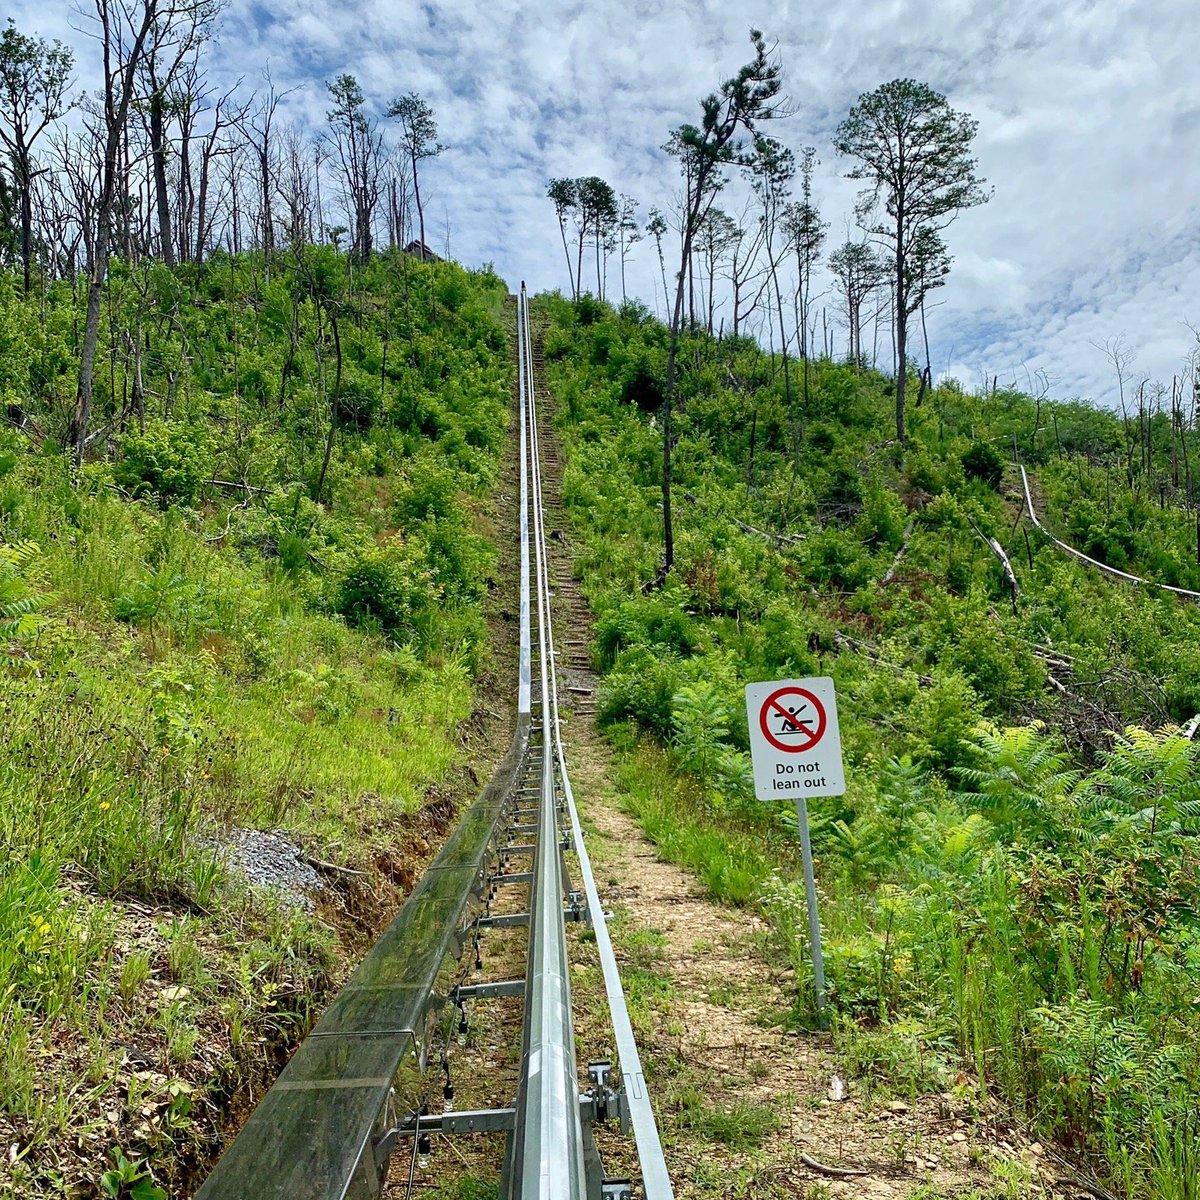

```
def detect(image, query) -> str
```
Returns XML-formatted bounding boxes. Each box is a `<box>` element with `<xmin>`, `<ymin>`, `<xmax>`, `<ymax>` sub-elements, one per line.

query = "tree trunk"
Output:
<box><xmin>18</xmin><ymin>150</ymin><xmax>33</xmax><ymax>295</ymax></box>
<box><xmin>73</xmin><ymin>0</ymin><xmax>157</xmax><ymax>458</ymax></box>
<box><xmin>894</xmin><ymin>208</ymin><xmax>907</xmax><ymax>443</ymax></box>
<box><xmin>150</xmin><ymin>88</ymin><xmax>176</xmax><ymax>268</ymax></box>
<box><xmin>557</xmin><ymin>216</ymin><xmax>575</xmax><ymax>299</ymax></box>
<box><xmin>178</xmin><ymin>119</ymin><xmax>193</xmax><ymax>263</ymax></box>
<box><xmin>575</xmin><ymin>221</ymin><xmax>585</xmax><ymax>298</ymax></box>
<box><xmin>73</xmin><ymin>219</ymin><xmax>110</xmax><ymax>456</ymax></box>
<box><xmin>314</xmin><ymin>307</ymin><xmax>342</xmax><ymax>509</ymax></box>
<box><xmin>691</xmin><ymin>248</ymin><xmax>700</xmax><ymax>331</ymax></box>
<box><xmin>411</xmin><ymin>148</ymin><xmax>424</xmax><ymax>253</ymax></box>
<box><xmin>259</xmin><ymin>149</ymin><xmax>274</xmax><ymax>254</ymax></box>
<box><xmin>195</xmin><ymin>143</ymin><xmax>212</xmax><ymax>262</ymax></box>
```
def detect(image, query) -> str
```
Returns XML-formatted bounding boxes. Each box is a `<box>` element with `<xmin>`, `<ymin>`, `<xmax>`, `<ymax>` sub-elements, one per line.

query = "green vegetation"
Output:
<box><xmin>542</xmin><ymin>292</ymin><xmax>1200</xmax><ymax>1197</ymax></box>
<box><xmin>0</xmin><ymin>249</ymin><xmax>510</xmax><ymax>1195</ymax></box>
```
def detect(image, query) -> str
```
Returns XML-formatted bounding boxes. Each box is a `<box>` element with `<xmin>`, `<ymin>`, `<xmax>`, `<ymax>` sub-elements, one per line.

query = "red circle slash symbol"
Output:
<box><xmin>759</xmin><ymin>687</ymin><xmax>826</xmax><ymax>754</ymax></box>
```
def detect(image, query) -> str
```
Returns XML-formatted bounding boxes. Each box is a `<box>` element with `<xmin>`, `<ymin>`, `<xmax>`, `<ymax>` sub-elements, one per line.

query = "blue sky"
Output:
<box><xmin>23</xmin><ymin>0</ymin><xmax>1200</xmax><ymax>405</ymax></box>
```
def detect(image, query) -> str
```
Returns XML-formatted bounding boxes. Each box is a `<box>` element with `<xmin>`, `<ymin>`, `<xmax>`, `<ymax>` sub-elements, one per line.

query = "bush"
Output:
<box><xmin>961</xmin><ymin>441</ymin><xmax>1004</xmax><ymax>489</ymax></box>
<box><xmin>394</xmin><ymin>455</ymin><xmax>463</xmax><ymax>525</ymax></box>
<box><xmin>599</xmin><ymin>646</ymin><xmax>683</xmax><ymax>738</ymax></box>
<box><xmin>620</xmin><ymin>357</ymin><xmax>664</xmax><ymax>413</ymax></box>
<box><xmin>334</xmin><ymin>541</ymin><xmax>437</xmax><ymax>640</ymax></box>
<box><xmin>594</xmin><ymin>590</ymin><xmax>700</xmax><ymax>670</ymax></box>
<box><xmin>114</xmin><ymin>421</ymin><xmax>211</xmax><ymax>507</ymax></box>
<box><xmin>574</xmin><ymin>295</ymin><xmax>605</xmax><ymax>326</ymax></box>
<box><xmin>333</xmin><ymin>376</ymin><xmax>379</xmax><ymax>430</ymax></box>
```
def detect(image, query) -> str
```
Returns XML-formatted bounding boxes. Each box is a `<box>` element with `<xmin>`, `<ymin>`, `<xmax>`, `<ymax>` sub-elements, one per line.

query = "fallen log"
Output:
<box><xmin>968</xmin><ymin>517</ymin><xmax>1019</xmax><ymax>615</ymax></box>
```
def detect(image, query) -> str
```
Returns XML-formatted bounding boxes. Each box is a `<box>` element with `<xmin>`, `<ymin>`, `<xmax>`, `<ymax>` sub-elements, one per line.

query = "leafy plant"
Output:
<box><xmin>114</xmin><ymin>420</ymin><xmax>211</xmax><ymax>507</ymax></box>
<box><xmin>99</xmin><ymin>1149</ymin><xmax>167</xmax><ymax>1200</ymax></box>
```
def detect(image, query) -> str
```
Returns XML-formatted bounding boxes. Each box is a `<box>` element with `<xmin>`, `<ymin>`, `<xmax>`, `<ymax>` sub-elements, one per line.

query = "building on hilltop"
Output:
<box><xmin>405</xmin><ymin>240</ymin><xmax>441</xmax><ymax>262</ymax></box>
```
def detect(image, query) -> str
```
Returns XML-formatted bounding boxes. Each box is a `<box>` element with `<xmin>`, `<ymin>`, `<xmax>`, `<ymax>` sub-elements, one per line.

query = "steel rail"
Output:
<box><xmin>506</xmin><ymin>286</ymin><xmax>588</xmax><ymax>1199</ymax></box>
<box><xmin>522</xmin><ymin>293</ymin><xmax>675</xmax><ymax>1200</ymax></box>
<box><xmin>518</xmin><ymin>285</ymin><xmax>532</xmax><ymax>718</ymax></box>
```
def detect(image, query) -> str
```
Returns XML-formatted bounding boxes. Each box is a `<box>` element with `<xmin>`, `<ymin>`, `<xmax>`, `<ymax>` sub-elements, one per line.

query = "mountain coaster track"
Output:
<box><xmin>195</xmin><ymin>286</ymin><xmax>673</xmax><ymax>1200</ymax></box>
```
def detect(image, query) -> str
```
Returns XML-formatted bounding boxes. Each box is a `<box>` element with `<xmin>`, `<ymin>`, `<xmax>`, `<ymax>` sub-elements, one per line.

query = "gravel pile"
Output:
<box><xmin>216</xmin><ymin>827</ymin><xmax>323</xmax><ymax>910</ymax></box>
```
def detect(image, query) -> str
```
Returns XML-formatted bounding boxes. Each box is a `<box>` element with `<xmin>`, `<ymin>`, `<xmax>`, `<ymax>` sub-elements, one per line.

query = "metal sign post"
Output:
<box><xmin>745</xmin><ymin>677</ymin><xmax>846</xmax><ymax>1027</ymax></box>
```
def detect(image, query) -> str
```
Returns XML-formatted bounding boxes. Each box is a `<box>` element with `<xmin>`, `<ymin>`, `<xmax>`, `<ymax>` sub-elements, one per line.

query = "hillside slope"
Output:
<box><xmin>541</xmin><ymin>292</ymin><xmax>1200</xmax><ymax>1199</ymax></box>
<box><xmin>0</xmin><ymin>250</ymin><xmax>512</xmax><ymax>1197</ymax></box>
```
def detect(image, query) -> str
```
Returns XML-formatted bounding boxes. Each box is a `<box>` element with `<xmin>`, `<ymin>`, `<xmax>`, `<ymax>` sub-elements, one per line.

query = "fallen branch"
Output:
<box><xmin>208</xmin><ymin>478</ymin><xmax>269</xmax><ymax>494</ymax></box>
<box><xmin>302</xmin><ymin>854</ymin><xmax>372</xmax><ymax>880</ymax></box>
<box><xmin>202</xmin><ymin>497</ymin><xmax>251</xmax><ymax>544</ymax></box>
<box><xmin>731</xmin><ymin>514</ymin><xmax>804</xmax><ymax>547</ymax></box>
<box><xmin>968</xmin><ymin>517</ymin><xmax>1019</xmax><ymax>615</ymax></box>
<box><xmin>834</xmin><ymin>632</ymin><xmax>934</xmax><ymax>687</ymax></box>
<box><xmin>880</xmin><ymin>517</ymin><xmax>917</xmax><ymax>586</ymax></box>
<box><xmin>682</xmin><ymin>491</ymin><xmax>803</xmax><ymax>548</ymax></box>
<box><xmin>1020</xmin><ymin>466</ymin><xmax>1200</xmax><ymax>600</ymax></box>
<box><xmin>800</xmin><ymin>1153</ymin><xmax>869</xmax><ymax>1179</ymax></box>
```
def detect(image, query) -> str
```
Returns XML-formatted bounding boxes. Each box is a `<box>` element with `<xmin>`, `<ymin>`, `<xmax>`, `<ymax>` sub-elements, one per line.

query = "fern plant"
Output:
<box><xmin>671</xmin><ymin>680</ymin><xmax>731</xmax><ymax>783</ymax></box>
<box><xmin>956</xmin><ymin>721</ymin><xmax>1080</xmax><ymax>842</ymax></box>
<box><xmin>1088</xmin><ymin>727</ymin><xmax>1200</xmax><ymax>836</ymax></box>
<box><xmin>0</xmin><ymin>540</ymin><xmax>47</xmax><ymax>640</ymax></box>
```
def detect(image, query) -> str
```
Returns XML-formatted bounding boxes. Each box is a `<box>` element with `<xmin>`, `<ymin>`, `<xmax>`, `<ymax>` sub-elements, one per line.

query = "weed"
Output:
<box><xmin>118</xmin><ymin>952</ymin><xmax>152</xmax><ymax>1005</ymax></box>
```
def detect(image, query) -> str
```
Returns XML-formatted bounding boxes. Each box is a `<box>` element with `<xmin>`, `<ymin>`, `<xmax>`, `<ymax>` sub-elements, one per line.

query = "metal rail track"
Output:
<box><xmin>195</xmin><ymin>285</ymin><xmax>672</xmax><ymax>1200</ymax></box>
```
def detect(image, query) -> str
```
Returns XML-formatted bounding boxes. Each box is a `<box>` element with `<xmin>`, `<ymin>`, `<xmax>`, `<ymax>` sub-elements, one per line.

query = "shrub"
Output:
<box><xmin>394</xmin><ymin>455</ymin><xmax>463</xmax><ymax>525</ymax></box>
<box><xmin>334</xmin><ymin>540</ymin><xmax>437</xmax><ymax>640</ymax></box>
<box><xmin>599</xmin><ymin>646</ymin><xmax>683</xmax><ymax>738</ymax></box>
<box><xmin>333</xmin><ymin>376</ymin><xmax>379</xmax><ymax>430</ymax></box>
<box><xmin>114</xmin><ymin>421</ymin><xmax>211</xmax><ymax>507</ymax></box>
<box><xmin>574</xmin><ymin>295</ymin><xmax>605</xmax><ymax>326</ymax></box>
<box><xmin>620</xmin><ymin>357</ymin><xmax>664</xmax><ymax>413</ymax></box>
<box><xmin>594</xmin><ymin>591</ymin><xmax>700</xmax><ymax>670</ymax></box>
<box><xmin>961</xmin><ymin>441</ymin><xmax>1004</xmax><ymax>489</ymax></box>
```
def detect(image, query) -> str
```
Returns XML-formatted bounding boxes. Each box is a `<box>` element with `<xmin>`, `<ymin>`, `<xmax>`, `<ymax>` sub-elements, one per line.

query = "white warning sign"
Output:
<box><xmin>745</xmin><ymin>676</ymin><xmax>846</xmax><ymax>800</ymax></box>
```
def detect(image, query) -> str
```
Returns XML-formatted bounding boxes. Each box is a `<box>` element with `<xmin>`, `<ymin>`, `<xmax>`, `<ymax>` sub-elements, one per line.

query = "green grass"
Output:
<box><xmin>613</xmin><ymin>739</ymin><xmax>778</xmax><ymax>909</ymax></box>
<box><xmin>671</xmin><ymin>1085</ymin><xmax>780</xmax><ymax>1150</ymax></box>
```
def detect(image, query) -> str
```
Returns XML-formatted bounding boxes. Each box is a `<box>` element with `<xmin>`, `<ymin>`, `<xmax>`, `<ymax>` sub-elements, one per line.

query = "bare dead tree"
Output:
<box><xmin>139</xmin><ymin>2</ymin><xmax>221</xmax><ymax>267</ymax></box>
<box><xmin>46</xmin><ymin>127</ymin><xmax>100</xmax><ymax>281</ymax></box>
<box><xmin>722</xmin><ymin>196</ymin><xmax>768</xmax><ymax>338</ymax></box>
<box><xmin>276</xmin><ymin>121</ymin><xmax>321</xmax><ymax>248</ymax></box>
<box><xmin>379</xmin><ymin>145</ymin><xmax>411</xmax><ymax>249</ymax></box>
<box><xmin>190</xmin><ymin>82</ymin><xmax>243</xmax><ymax>261</ymax></box>
<box><xmin>693</xmin><ymin>207</ymin><xmax>736</xmax><ymax>335</ymax></box>
<box><xmin>174</xmin><ymin>67</ymin><xmax>242</xmax><ymax>262</ymax></box>
<box><xmin>240</xmin><ymin>73</ymin><xmax>298</xmax><ymax>259</ymax></box>
<box><xmin>72</xmin><ymin>0</ymin><xmax>216</xmax><ymax>457</ymax></box>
